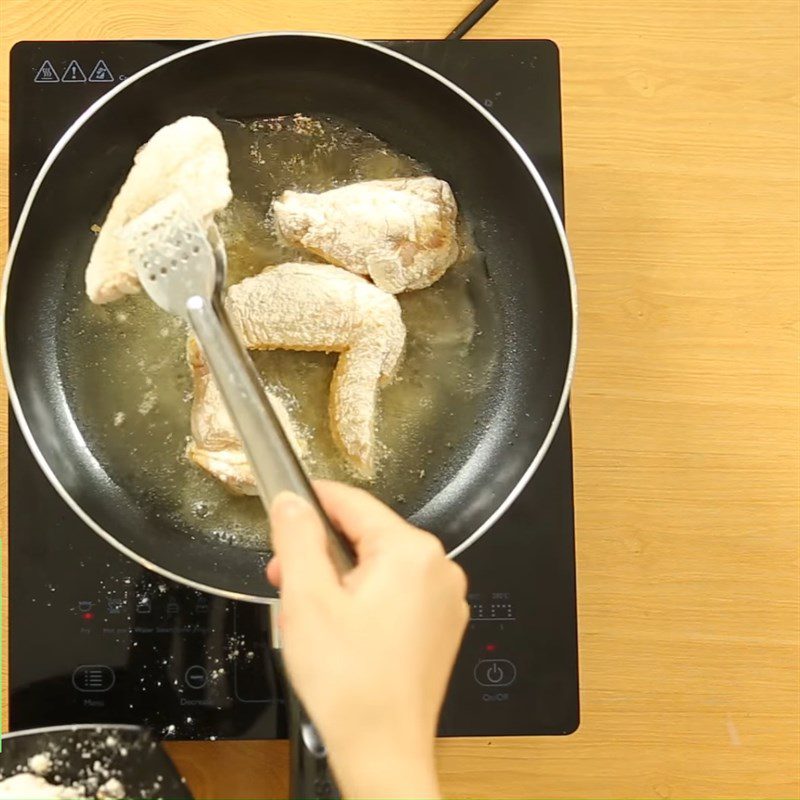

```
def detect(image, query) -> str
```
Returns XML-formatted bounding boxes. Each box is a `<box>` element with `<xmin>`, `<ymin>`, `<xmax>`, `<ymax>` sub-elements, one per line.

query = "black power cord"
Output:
<box><xmin>446</xmin><ymin>0</ymin><xmax>502</xmax><ymax>39</ymax></box>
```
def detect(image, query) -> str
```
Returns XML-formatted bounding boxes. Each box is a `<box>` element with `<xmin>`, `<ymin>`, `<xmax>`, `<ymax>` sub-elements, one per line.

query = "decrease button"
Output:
<box><xmin>185</xmin><ymin>665</ymin><xmax>208</xmax><ymax>689</ymax></box>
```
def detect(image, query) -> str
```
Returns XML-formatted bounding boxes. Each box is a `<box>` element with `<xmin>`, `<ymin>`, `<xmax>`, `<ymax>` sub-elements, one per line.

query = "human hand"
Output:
<box><xmin>267</xmin><ymin>481</ymin><xmax>469</xmax><ymax>800</ymax></box>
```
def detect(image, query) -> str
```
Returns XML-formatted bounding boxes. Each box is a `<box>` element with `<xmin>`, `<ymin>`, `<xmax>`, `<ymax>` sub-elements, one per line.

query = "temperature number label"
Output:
<box><xmin>468</xmin><ymin>593</ymin><xmax>515</xmax><ymax>621</ymax></box>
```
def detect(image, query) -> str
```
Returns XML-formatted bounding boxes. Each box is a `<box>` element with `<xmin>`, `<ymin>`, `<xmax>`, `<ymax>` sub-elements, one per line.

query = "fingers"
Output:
<box><xmin>448</xmin><ymin>560</ymin><xmax>469</xmax><ymax>600</ymax></box>
<box><xmin>267</xmin><ymin>481</ymin><xmax>404</xmax><ymax>589</ymax></box>
<box><xmin>450</xmin><ymin>563</ymin><xmax>470</xmax><ymax>629</ymax></box>
<box><xmin>269</xmin><ymin>491</ymin><xmax>341</xmax><ymax>601</ymax></box>
<box><xmin>313</xmin><ymin>480</ymin><xmax>414</xmax><ymax>554</ymax></box>
<box><xmin>265</xmin><ymin>556</ymin><xmax>281</xmax><ymax>588</ymax></box>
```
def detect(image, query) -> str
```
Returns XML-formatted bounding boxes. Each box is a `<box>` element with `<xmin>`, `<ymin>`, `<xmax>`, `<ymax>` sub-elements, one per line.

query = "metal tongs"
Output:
<box><xmin>123</xmin><ymin>193</ymin><xmax>354</xmax><ymax>574</ymax></box>
<box><xmin>124</xmin><ymin>192</ymin><xmax>353</xmax><ymax>798</ymax></box>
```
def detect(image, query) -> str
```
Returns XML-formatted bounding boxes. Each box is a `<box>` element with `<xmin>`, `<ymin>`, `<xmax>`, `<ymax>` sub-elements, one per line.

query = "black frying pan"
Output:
<box><xmin>2</xmin><ymin>34</ymin><xmax>576</xmax><ymax>603</ymax></box>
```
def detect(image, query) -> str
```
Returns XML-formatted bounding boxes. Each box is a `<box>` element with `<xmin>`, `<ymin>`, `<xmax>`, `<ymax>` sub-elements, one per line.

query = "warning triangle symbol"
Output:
<box><xmin>34</xmin><ymin>60</ymin><xmax>59</xmax><ymax>83</ymax></box>
<box><xmin>88</xmin><ymin>59</ymin><xmax>114</xmax><ymax>83</ymax></box>
<box><xmin>61</xmin><ymin>59</ymin><xmax>87</xmax><ymax>83</ymax></box>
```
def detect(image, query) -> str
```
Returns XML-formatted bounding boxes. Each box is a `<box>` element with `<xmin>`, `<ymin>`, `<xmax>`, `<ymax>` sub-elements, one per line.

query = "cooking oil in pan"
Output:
<box><xmin>62</xmin><ymin>115</ymin><xmax>499</xmax><ymax>549</ymax></box>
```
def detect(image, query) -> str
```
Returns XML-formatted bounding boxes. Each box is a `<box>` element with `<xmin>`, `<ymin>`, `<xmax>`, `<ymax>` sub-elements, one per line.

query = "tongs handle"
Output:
<box><xmin>185</xmin><ymin>294</ymin><xmax>356</xmax><ymax>579</ymax></box>
<box><xmin>187</xmin><ymin>294</ymin><xmax>347</xmax><ymax>800</ymax></box>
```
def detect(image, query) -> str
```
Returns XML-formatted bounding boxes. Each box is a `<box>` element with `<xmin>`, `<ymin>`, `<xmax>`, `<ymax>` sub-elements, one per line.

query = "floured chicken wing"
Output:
<box><xmin>224</xmin><ymin>262</ymin><xmax>405</xmax><ymax>475</ymax></box>
<box><xmin>273</xmin><ymin>177</ymin><xmax>459</xmax><ymax>294</ymax></box>
<box><xmin>186</xmin><ymin>338</ymin><xmax>307</xmax><ymax>496</ymax></box>
<box><xmin>85</xmin><ymin>116</ymin><xmax>232</xmax><ymax>304</ymax></box>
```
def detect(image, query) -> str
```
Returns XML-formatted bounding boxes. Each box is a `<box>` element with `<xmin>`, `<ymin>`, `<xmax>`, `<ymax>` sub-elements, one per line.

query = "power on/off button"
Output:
<box><xmin>474</xmin><ymin>659</ymin><xmax>517</xmax><ymax>687</ymax></box>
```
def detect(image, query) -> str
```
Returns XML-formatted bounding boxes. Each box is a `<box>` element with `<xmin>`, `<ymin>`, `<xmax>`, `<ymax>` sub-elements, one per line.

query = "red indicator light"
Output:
<box><xmin>485</xmin><ymin>643</ymin><xmax>497</xmax><ymax>652</ymax></box>
<box><xmin>82</xmin><ymin>612</ymin><xmax>93</xmax><ymax>620</ymax></box>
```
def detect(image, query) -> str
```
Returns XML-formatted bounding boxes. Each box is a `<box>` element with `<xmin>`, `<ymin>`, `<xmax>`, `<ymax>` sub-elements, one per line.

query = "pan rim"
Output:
<box><xmin>1</xmin><ymin>32</ymin><xmax>578</xmax><ymax>603</ymax></box>
<box><xmin>0</xmin><ymin>723</ymin><xmax>148</xmax><ymax>741</ymax></box>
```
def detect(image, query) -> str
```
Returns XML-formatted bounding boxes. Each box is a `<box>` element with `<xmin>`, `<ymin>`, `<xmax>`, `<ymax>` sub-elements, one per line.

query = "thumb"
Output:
<box><xmin>270</xmin><ymin>491</ymin><xmax>340</xmax><ymax>601</ymax></box>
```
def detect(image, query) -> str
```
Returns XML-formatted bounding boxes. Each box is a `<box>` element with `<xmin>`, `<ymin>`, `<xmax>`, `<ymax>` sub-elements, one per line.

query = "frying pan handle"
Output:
<box><xmin>185</xmin><ymin>295</ymin><xmax>356</xmax><ymax>575</ymax></box>
<box><xmin>273</xmin><ymin>648</ymin><xmax>342</xmax><ymax>800</ymax></box>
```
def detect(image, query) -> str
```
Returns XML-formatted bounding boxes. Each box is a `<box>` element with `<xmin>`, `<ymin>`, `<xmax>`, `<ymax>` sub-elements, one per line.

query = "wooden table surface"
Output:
<box><xmin>1</xmin><ymin>1</ymin><xmax>798</xmax><ymax>798</ymax></box>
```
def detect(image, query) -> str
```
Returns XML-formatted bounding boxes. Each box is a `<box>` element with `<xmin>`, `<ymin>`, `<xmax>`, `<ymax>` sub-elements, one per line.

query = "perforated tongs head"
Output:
<box><xmin>122</xmin><ymin>192</ymin><xmax>225</xmax><ymax>317</ymax></box>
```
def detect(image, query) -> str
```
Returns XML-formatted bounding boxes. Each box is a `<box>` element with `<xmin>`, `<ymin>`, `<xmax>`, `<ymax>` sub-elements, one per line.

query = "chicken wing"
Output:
<box><xmin>85</xmin><ymin>116</ymin><xmax>232</xmax><ymax>304</ymax></box>
<box><xmin>273</xmin><ymin>177</ymin><xmax>460</xmax><ymax>294</ymax></box>
<box><xmin>223</xmin><ymin>262</ymin><xmax>405</xmax><ymax>475</ymax></box>
<box><xmin>186</xmin><ymin>337</ymin><xmax>306</xmax><ymax>496</ymax></box>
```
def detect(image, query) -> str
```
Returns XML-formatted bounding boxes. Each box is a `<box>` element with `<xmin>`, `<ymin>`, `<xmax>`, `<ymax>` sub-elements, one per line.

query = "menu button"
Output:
<box><xmin>72</xmin><ymin>665</ymin><xmax>115</xmax><ymax>693</ymax></box>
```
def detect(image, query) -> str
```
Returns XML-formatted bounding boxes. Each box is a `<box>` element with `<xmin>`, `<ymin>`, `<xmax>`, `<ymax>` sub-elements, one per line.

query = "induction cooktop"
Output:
<box><xmin>7</xmin><ymin>38</ymin><xmax>579</xmax><ymax>740</ymax></box>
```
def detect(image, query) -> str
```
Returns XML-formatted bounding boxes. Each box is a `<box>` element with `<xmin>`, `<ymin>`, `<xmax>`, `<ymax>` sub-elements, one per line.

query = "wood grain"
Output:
<box><xmin>1</xmin><ymin>1</ymin><xmax>798</xmax><ymax>798</ymax></box>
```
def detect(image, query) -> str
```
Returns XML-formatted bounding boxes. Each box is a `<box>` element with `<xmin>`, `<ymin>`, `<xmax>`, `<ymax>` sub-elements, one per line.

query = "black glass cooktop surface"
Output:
<box><xmin>8</xmin><ymin>38</ymin><xmax>579</xmax><ymax>740</ymax></box>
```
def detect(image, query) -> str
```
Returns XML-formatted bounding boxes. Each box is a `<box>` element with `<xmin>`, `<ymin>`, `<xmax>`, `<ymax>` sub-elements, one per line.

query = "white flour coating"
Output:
<box><xmin>273</xmin><ymin>177</ymin><xmax>459</xmax><ymax>293</ymax></box>
<box><xmin>0</xmin><ymin>774</ymin><xmax>84</xmax><ymax>798</ymax></box>
<box><xmin>224</xmin><ymin>262</ymin><xmax>405</xmax><ymax>474</ymax></box>
<box><xmin>84</xmin><ymin>116</ymin><xmax>232</xmax><ymax>304</ymax></box>
<box><xmin>96</xmin><ymin>778</ymin><xmax>125</xmax><ymax>799</ymax></box>
<box><xmin>0</xmin><ymin>773</ymin><xmax>128</xmax><ymax>800</ymax></box>
<box><xmin>137</xmin><ymin>389</ymin><xmax>157</xmax><ymax>416</ymax></box>
<box><xmin>27</xmin><ymin>754</ymin><xmax>53</xmax><ymax>776</ymax></box>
